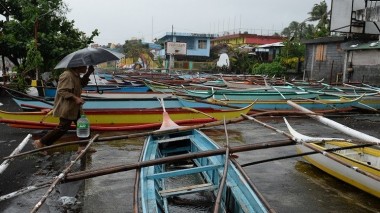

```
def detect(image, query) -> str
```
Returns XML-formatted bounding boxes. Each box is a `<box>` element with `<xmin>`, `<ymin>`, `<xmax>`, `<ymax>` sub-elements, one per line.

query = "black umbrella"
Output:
<box><xmin>54</xmin><ymin>47</ymin><xmax>124</xmax><ymax>69</ymax></box>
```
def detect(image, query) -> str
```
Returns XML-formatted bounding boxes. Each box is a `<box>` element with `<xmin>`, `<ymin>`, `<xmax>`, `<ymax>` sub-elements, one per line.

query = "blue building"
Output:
<box><xmin>157</xmin><ymin>32</ymin><xmax>217</xmax><ymax>70</ymax></box>
<box><xmin>158</xmin><ymin>32</ymin><xmax>216</xmax><ymax>57</ymax></box>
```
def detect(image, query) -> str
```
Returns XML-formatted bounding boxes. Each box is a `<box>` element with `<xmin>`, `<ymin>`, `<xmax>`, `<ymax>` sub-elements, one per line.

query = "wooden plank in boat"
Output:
<box><xmin>147</xmin><ymin>164</ymin><xmax>223</xmax><ymax>180</ymax></box>
<box><xmin>159</xmin><ymin>183</ymin><xmax>217</xmax><ymax>198</ymax></box>
<box><xmin>156</xmin><ymin>135</ymin><xmax>191</xmax><ymax>143</ymax></box>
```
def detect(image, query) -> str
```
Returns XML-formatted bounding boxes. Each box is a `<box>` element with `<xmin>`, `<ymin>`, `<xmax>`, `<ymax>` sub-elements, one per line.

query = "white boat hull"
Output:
<box><xmin>296</xmin><ymin>144</ymin><xmax>380</xmax><ymax>198</ymax></box>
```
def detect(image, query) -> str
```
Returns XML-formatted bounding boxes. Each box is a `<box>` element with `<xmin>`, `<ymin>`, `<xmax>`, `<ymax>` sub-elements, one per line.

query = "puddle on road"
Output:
<box><xmin>202</xmin><ymin>128</ymin><xmax>245</xmax><ymax>144</ymax></box>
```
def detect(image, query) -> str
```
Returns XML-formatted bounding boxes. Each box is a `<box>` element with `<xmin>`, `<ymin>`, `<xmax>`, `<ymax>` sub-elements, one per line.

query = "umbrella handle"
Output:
<box><xmin>91</xmin><ymin>71</ymin><xmax>102</xmax><ymax>94</ymax></box>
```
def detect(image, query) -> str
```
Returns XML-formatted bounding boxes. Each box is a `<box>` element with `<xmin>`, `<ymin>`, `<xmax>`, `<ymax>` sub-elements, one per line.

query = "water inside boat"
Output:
<box><xmin>318</xmin><ymin>141</ymin><xmax>380</xmax><ymax>169</ymax></box>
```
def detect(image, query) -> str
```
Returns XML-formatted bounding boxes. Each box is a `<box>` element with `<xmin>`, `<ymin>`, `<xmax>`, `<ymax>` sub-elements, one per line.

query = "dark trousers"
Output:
<box><xmin>40</xmin><ymin>117</ymin><xmax>76</xmax><ymax>146</ymax></box>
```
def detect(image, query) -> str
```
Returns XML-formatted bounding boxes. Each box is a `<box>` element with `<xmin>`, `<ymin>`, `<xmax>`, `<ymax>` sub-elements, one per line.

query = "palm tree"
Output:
<box><xmin>307</xmin><ymin>1</ymin><xmax>329</xmax><ymax>35</ymax></box>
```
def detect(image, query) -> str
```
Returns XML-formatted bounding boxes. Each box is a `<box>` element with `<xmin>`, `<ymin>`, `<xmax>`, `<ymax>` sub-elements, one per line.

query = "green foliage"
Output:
<box><xmin>25</xmin><ymin>40</ymin><xmax>43</xmax><ymax>73</ymax></box>
<box><xmin>229</xmin><ymin>52</ymin><xmax>255</xmax><ymax>74</ymax></box>
<box><xmin>280</xmin><ymin>41</ymin><xmax>305</xmax><ymax>59</ymax></box>
<box><xmin>251</xmin><ymin>61</ymin><xmax>286</xmax><ymax>76</ymax></box>
<box><xmin>9</xmin><ymin>65</ymin><xmax>30</xmax><ymax>93</ymax></box>
<box><xmin>0</xmin><ymin>0</ymin><xmax>99</xmax><ymax>91</ymax></box>
<box><xmin>157</xmin><ymin>57</ymin><xmax>164</xmax><ymax>68</ymax></box>
<box><xmin>123</xmin><ymin>39</ymin><xmax>149</xmax><ymax>62</ymax></box>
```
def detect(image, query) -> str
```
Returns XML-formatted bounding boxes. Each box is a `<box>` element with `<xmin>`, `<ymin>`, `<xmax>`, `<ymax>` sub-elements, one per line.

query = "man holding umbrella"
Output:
<box><xmin>32</xmin><ymin>47</ymin><xmax>124</xmax><ymax>154</ymax></box>
<box><xmin>33</xmin><ymin>65</ymin><xmax>95</xmax><ymax>153</ymax></box>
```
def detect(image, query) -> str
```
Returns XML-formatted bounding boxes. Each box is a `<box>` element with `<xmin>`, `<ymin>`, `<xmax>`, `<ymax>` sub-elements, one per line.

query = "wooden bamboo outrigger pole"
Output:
<box><xmin>63</xmin><ymin>139</ymin><xmax>294</xmax><ymax>183</ymax></box>
<box><xmin>287</xmin><ymin>100</ymin><xmax>380</xmax><ymax>145</ymax></box>
<box><xmin>241</xmin><ymin>143</ymin><xmax>375</xmax><ymax>168</ymax></box>
<box><xmin>3</xmin><ymin>116</ymin><xmax>248</xmax><ymax>160</ymax></box>
<box><xmin>133</xmin><ymin>139</ymin><xmax>146</xmax><ymax>213</ymax></box>
<box><xmin>0</xmin><ymin>182</ymin><xmax>52</xmax><ymax>202</ymax></box>
<box><xmin>30</xmin><ymin>134</ymin><xmax>99</xmax><ymax>213</ymax></box>
<box><xmin>0</xmin><ymin>134</ymin><xmax>32</xmax><ymax>174</ymax></box>
<box><xmin>0</xmin><ymin>86</ymin><xmax>54</xmax><ymax>106</ymax></box>
<box><xmin>241</xmin><ymin>114</ymin><xmax>380</xmax><ymax>182</ymax></box>
<box><xmin>213</xmin><ymin>118</ymin><xmax>230</xmax><ymax>213</ymax></box>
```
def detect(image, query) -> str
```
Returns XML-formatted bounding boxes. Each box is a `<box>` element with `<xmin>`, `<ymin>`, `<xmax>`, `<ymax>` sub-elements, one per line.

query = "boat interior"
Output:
<box><xmin>315</xmin><ymin>141</ymin><xmax>380</xmax><ymax>169</ymax></box>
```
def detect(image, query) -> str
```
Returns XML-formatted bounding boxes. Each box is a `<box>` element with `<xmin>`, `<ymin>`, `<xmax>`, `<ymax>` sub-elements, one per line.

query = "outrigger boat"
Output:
<box><xmin>0</xmin><ymin>103</ymin><xmax>253</xmax><ymax>131</ymax></box>
<box><xmin>139</xmin><ymin>102</ymin><xmax>271</xmax><ymax>212</ymax></box>
<box><xmin>284</xmin><ymin>119</ymin><xmax>380</xmax><ymax>198</ymax></box>
<box><xmin>177</xmin><ymin>95</ymin><xmax>363</xmax><ymax>112</ymax></box>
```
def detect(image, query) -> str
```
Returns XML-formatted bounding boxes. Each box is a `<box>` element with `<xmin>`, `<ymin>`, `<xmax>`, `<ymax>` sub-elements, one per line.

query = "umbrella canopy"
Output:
<box><xmin>54</xmin><ymin>47</ymin><xmax>124</xmax><ymax>69</ymax></box>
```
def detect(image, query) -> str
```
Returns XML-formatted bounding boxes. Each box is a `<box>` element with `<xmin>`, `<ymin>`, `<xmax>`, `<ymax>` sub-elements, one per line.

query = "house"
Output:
<box><xmin>303</xmin><ymin>36</ymin><xmax>347</xmax><ymax>84</ymax></box>
<box><xmin>157</xmin><ymin>32</ymin><xmax>217</xmax><ymax>70</ymax></box>
<box><xmin>343</xmin><ymin>41</ymin><xmax>380</xmax><ymax>84</ymax></box>
<box><xmin>303</xmin><ymin>36</ymin><xmax>380</xmax><ymax>85</ymax></box>
<box><xmin>211</xmin><ymin>33</ymin><xmax>284</xmax><ymax>48</ymax></box>
<box><xmin>211</xmin><ymin>33</ymin><xmax>284</xmax><ymax>63</ymax></box>
<box><xmin>255</xmin><ymin>42</ymin><xmax>284</xmax><ymax>62</ymax></box>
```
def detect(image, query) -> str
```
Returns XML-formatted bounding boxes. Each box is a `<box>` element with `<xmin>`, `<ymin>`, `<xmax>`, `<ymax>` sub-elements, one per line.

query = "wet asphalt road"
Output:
<box><xmin>0</xmin><ymin>90</ymin><xmax>380</xmax><ymax>212</ymax></box>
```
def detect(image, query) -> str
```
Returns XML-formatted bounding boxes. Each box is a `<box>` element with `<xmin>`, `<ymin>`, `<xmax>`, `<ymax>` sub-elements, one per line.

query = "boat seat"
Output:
<box><xmin>159</xmin><ymin>183</ymin><xmax>217</xmax><ymax>198</ymax></box>
<box><xmin>157</xmin><ymin>135</ymin><xmax>191</xmax><ymax>144</ymax></box>
<box><xmin>147</xmin><ymin>164</ymin><xmax>223</xmax><ymax>180</ymax></box>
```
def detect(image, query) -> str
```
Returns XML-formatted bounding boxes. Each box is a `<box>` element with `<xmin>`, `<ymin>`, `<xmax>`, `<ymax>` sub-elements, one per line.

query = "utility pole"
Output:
<box><xmin>34</xmin><ymin>10</ymin><xmax>53</xmax><ymax>80</ymax></box>
<box><xmin>169</xmin><ymin>25</ymin><xmax>174</xmax><ymax>72</ymax></box>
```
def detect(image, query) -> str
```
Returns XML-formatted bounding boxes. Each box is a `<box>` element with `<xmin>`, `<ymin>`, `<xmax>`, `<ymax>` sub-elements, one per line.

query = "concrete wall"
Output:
<box><xmin>304</xmin><ymin>42</ymin><xmax>344</xmax><ymax>84</ymax></box>
<box><xmin>349</xmin><ymin>65</ymin><xmax>380</xmax><ymax>85</ymax></box>
<box><xmin>346</xmin><ymin>50</ymin><xmax>380</xmax><ymax>85</ymax></box>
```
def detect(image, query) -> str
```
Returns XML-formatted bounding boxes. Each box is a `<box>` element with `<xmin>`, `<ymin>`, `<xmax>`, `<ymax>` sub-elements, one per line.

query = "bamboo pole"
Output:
<box><xmin>63</xmin><ymin>139</ymin><xmax>294</xmax><ymax>183</ymax></box>
<box><xmin>3</xmin><ymin>116</ymin><xmax>247</xmax><ymax>160</ymax></box>
<box><xmin>213</xmin><ymin>118</ymin><xmax>230</xmax><ymax>213</ymax></box>
<box><xmin>0</xmin><ymin>86</ymin><xmax>53</xmax><ymax>106</ymax></box>
<box><xmin>242</xmin><ymin>114</ymin><xmax>380</xmax><ymax>182</ymax></box>
<box><xmin>178</xmin><ymin>96</ymin><xmax>242</xmax><ymax>109</ymax></box>
<box><xmin>241</xmin><ymin>143</ymin><xmax>375</xmax><ymax>168</ymax></box>
<box><xmin>287</xmin><ymin>100</ymin><xmax>380</xmax><ymax>145</ymax></box>
<box><xmin>133</xmin><ymin>138</ymin><xmax>147</xmax><ymax>213</ymax></box>
<box><xmin>0</xmin><ymin>182</ymin><xmax>52</xmax><ymax>202</ymax></box>
<box><xmin>30</xmin><ymin>134</ymin><xmax>99</xmax><ymax>213</ymax></box>
<box><xmin>181</xmin><ymin>107</ymin><xmax>215</xmax><ymax>119</ymax></box>
<box><xmin>230</xmin><ymin>158</ymin><xmax>275</xmax><ymax>213</ymax></box>
<box><xmin>298</xmin><ymin>97</ymin><xmax>337</xmax><ymax>110</ymax></box>
<box><xmin>0</xmin><ymin>134</ymin><xmax>32</xmax><ymax>174</ymax></box>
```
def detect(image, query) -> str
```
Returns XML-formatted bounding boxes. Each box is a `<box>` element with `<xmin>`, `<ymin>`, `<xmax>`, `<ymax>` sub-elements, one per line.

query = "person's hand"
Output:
<box><xmin>88</xmin><ymin>65</ymin><xmax>95</xmax><ymax>73</ymax></box>
<box><xmin>41</xmin><ymin>108</ymin><xmax>51</xmax><ymax>113</ymax></box>
<box><xmin>74</xmin><ymin>96</ymin><xmax>85</xmax><ymax>105</ymax></box>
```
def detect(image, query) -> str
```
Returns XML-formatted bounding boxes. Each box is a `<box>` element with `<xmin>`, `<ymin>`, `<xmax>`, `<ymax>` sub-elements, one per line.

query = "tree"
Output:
<box><xmin>281</xmin><ymin>21</ymin><xmax>315</xmax><ymax>40</ymax></box>
<box><xmin>0</xmin><ymin>0</ymin><xmax>99</xmax><ymax>80</ymax></box>
<box><xmin>307</xmin><ymin>1</ymin><xmax>329</xmax><ymax>37</ymax></box>
<box><xmin>123</xmin><ymin>39</ymin><xmax>149</xmax><ymax>63</ymax></box>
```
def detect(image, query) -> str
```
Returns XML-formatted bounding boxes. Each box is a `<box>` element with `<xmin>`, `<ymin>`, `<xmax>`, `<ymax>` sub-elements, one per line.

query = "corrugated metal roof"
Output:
<box><xmin>302</xmin><ymin>36</ymin><xmax>347</xmax><ymax>44</ymax></box>
<box><xmin>257</xmin><ymin>42</ymin><xmax>284</xmax><ymax>48</ymax></box>
<box><xmin>343</xmin><ymin>40</ymin><xmax>380</xmax><ymax>50</ymax></box>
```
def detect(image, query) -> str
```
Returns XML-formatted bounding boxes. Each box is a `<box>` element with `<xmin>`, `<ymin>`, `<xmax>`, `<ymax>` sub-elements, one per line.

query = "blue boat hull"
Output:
<box><xmin>44</xmin><ymin>85</ymin><xmax>150</xmax><ymax>97</ymax></box>
<box><xmin>140</xmin><ymin>129</ymin><xmax>269</xmax><ymax>213</ymax></box>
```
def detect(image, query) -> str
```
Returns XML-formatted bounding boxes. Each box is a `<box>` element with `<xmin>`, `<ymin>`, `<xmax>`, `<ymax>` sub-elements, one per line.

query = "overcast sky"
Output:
<box><xmin>64</xmin><ymin>0</ymin><xmax>331</xmax><ymax>45</ymax></box>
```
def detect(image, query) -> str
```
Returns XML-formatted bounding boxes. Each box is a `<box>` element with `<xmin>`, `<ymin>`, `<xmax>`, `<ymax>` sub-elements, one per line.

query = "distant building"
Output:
<box><xmin>157</xmin><ymin>32</ymin><xmax>217</xmax><ymax>70</ymax></box>
<box><xmin>302</xmin><ymin>36</ymin><xmax>380</xmax><ymax>85</ymax></box>
<box><xmin>211</xmin><ymin>33</ymin><xmax>284</xmax><ymax>48</ymax></box>
<box><xmin>211</xmin><ymin>33</ymin><xmax>285</xmax><ymax>63</ymax></box>
<box><xmin>255</xmin><ymin>42</ymin><xmax>284</xmax><ymax>62</ymax></box>
<box><xmin>158</xmin><ymin>32</ymin><xmax>216</xmax><ymax>58</ymax></box>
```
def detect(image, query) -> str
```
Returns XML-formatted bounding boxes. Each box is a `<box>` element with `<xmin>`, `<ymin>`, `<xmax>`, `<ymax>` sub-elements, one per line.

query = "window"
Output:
<box><xmin>198</xmin><ymin>40</ymin><xmax>207</xmax><ymax>49</ymax></box>
<box><xmin>315</xmin><ymin>44</ymin><xmax>326</xmax><ymax>61</ymax></box>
